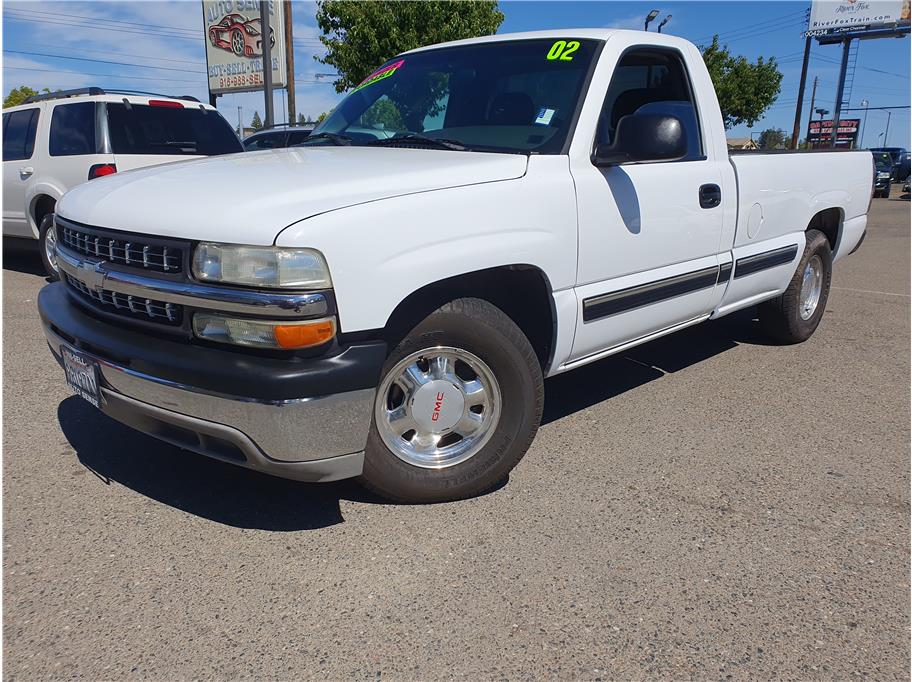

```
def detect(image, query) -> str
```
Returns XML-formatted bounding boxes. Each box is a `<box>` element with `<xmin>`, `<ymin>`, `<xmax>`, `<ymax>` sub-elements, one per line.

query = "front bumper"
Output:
<box><xmin>39</xmin><ymin>282</ymin><xmax>386</xmax><ymax>482</ymax></box>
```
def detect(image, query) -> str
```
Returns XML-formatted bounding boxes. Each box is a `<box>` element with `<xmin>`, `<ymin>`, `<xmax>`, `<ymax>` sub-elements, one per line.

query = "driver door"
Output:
<box><xmin>569</xmin><ymin>47</ymin><xmax>726</xmax><ymax>362</ymax></box>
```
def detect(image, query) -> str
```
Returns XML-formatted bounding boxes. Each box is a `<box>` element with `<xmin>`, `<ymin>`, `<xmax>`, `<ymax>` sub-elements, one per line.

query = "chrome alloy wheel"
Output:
<box><xmin>799</xmin><ymin>254</ymin><xmax>823</xmax><ymax>320</ymax></box>
<box><xmin>374</xmin><ymin>346</ymin><xmax>502</xmax><ymax>469</ymax></box>
<box><xmin>44</xmin><ymin>223</ymin><xmax>58</xmax><ymax>273</ymax></box>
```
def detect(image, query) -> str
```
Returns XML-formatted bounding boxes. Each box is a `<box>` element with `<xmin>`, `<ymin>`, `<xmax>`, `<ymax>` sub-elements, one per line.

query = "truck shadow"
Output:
<box><xmin>542</xmin><ymin>308</ymin><xmax>767</xmax><ymax>424</ymax></box>
<box><xmin>3</xmin><ymin>238</ymin><xmax>49</xmax><ymax>278</ymax></box>
<box><xmin>57</xmin><ymin>308</ymin><xmax>769</xmax><ymax>530</ymax></box>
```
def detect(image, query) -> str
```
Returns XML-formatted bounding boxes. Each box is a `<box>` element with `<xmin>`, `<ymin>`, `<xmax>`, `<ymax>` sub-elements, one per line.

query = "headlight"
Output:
<box><xmin>193</xmin><ymin>243</ymin><xmax>331</xmax><ymax>289</ymax></box>
<box><xmin>193</xmin><ymin>314</ymin><xmax>335</xmax><ymax>349</ymax></box>
<box><xmin>878</xmin><ymin>172</ymin><xmax>891</xmax><ymax>179</ymax></box>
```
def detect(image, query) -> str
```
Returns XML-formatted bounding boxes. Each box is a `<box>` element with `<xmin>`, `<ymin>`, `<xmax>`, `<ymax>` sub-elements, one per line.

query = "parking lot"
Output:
<box><xmin>2</xmin><ymin>191</ymin><xmax>909</xmax><ymax>679</ymax></box>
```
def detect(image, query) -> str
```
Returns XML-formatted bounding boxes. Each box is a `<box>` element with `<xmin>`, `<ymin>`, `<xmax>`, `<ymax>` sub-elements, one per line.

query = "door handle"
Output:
<box><xmin>19</xmin><ymin>167</ymin><xmax>34</xmax><ymax>178</ymax></box>
<box><xmin>699</xmin><ymin>183</ymin><xmax>721</xmax><ymax>209</ymax></box>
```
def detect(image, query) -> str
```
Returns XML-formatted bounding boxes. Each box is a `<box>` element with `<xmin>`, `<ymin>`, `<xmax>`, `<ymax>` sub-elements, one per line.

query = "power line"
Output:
<box><xmin>3</xmin><ymin>14</ymin><xmax>204</xmax><ymax>42</ymax></box>
<box><xmin>6</xmin><ymin>49</ymin><xmax>206</xmax><ymax>75</ymax></box>
<box><xmin>8</xmin><ymin>7</ymin><xmax>196</xmax><ymax>33</ymax></box>
<box><xmin>5</xmin><ymin>65</ymin><xmax>204</xmax><ymax>84</ymax></box>
<box><xmin>692</xmin><ymin>8</ymin><xmax>807</xmax><ymax>44</ymax></box>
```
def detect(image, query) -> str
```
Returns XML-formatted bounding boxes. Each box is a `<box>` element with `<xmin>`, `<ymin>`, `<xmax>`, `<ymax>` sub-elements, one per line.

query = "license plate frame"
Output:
<box><xmin>61</xmin><ymin>345</ymin><xmax>101</xmax><ymax>408</ymax></box>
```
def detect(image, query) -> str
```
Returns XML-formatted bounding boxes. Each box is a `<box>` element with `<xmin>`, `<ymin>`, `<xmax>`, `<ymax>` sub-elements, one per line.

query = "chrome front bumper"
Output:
<box><xmin>43</xmin><ymin>322</ymin><xmax>375</xmax><ymax>483</ymax></box>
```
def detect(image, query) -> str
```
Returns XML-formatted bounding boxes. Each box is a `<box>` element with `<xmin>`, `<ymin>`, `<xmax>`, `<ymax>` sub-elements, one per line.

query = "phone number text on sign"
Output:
<box><xmin>219</xmin><ymin>73</ymin><xmax>264</xmax><ymax>89</ymax></box>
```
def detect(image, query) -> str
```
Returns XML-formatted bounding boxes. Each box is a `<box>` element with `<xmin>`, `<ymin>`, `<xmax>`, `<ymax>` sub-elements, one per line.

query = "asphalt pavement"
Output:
<box><xmin>3</xmin><ymin>190</ymin><xmax>909</xmax><ymax>680</ymax></box>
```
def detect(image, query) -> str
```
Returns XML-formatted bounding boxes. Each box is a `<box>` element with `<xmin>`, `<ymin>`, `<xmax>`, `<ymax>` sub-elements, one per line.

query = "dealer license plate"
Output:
<box><xmin>61</xmin><ymin>346</ymin><xmax>100</xmax><ymax>408</ymax></box>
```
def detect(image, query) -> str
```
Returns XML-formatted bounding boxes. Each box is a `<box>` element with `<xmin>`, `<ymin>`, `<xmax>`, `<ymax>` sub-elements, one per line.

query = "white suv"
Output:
<box><xmin>2</xmin><ymin>87</ymin><xmax>242</xmax><ymax>276</ymax></box>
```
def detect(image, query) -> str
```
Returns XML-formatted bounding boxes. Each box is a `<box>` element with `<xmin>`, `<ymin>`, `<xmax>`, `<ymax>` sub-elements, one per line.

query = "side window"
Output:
<box><xmin>597</xmin><ymin>49</ymin><xmax>703</xmax><ymax>160</ymax></box>
<box><xmin>244</xmin><ymin>132</ymin><xmax>285</xmax><ymax>150</ymax></box>
<box><xmin>49</xmin><ymin>102</ymin><xmax>97</xmax><ymax>156</ymax></box>
<box><xmin>286</xmin><ymin>130</ymin><xmax>311</xmax><ymax>145</ymax></box>
<box><xmin>2</xmin><ymin>108</ymin><xmax>40</xmax><ymax>162</ymax></box>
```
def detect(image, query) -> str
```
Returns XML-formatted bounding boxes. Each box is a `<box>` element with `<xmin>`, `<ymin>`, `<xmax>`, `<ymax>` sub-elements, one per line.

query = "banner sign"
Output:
<box><xmin>203</xmin><ymin>0</ymin><xmax>287</xmax><ymax>95</ymax></box>
<box><xmin>806</xmin><ymin>0</ymin><xmax>911</xmax><ymax>37</ymax></box>
<box><xmin>807</xmin><ymin>118</ymin><xmax>861</xmax><ymax>148</ymax></box>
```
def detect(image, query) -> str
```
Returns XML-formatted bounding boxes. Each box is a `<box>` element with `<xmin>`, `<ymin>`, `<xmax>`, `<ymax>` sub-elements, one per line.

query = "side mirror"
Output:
<box><xmin>592</xmin><ymin>113</ymin><xmax>687</xmax><ymax>167</ymax></box>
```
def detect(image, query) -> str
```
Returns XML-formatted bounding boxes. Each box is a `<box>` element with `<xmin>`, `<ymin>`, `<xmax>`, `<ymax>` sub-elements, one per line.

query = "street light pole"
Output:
<box><xmin>883</xmin><ymin>110</ymin><xmax>892</xmax><ymax>147</ymax></box>
<box><xmin>644</xmin><ymin>9</ymin><xmax>659</xmax><ymax>31</ymax></box>
<box><xmin>860</xmin><ymin>99</ymin><xmax>869</xmax><ymax>148</ymax></box>
<box><xmin>658</xmin><ymin>15</ymin><xmax>672</xmax><ymax>33</ymax></box>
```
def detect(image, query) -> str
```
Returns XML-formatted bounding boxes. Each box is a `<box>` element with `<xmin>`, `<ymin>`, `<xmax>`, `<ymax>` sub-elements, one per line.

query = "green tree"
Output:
<box><xmin>699</xmin><ymin>37</ymin><xmax>783</xmax><ymax>129</ymax></box>
<box><xmin>316</xmin><ymin>111</ymin><xmax>329</xmax><ymax>123</ymax></box>
<box><xmin>251</xmin><ymin>111</ymin><xmax>263</xmax><ymax>130</ymax></box>
<box><xmin>4</xmin><ymin>86</ymin><xmax>53</xmax><ymax>108</ymax></box>
<box><xmin>359</xmin><ymin>97</ymin><xmax>405</xmax><ymax>130</ymax></box>
<box><xmin>315</xmin><ymin>1</ymin><xmax>504</xmax><ymax>93</ymax></box>
<box><xmin>297</xmin><ymin>113</ymin><xmax>308</xmax><ymax>125</ymax></box>
<box><xmin>758</xmin><ymin>127</ymin><xmax>787</xmax><ymax>150</ymax></box>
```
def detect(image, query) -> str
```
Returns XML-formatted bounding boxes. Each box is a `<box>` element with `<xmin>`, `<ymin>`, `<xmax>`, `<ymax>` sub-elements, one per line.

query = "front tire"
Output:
<box><xmin>758</xmin><ymin>229</ymin><xmax>832</xmax><ymax>343</ymax></box>
<box><xmin>360</xmin><ymin>298</ymin><xmax>544</xmax><ymax>503</ymax></box>
<box><xmin>38</xmin><ymin>213</ymin><xmax>59</xmax><ymax>280</ymax></box>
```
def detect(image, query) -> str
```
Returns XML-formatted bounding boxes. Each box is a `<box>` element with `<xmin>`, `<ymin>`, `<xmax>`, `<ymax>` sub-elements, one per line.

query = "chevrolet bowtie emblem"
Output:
<box><xmin>77</xmin><ymin>260</ymin><xmax>107</xmax><ymax>291</ymax></box>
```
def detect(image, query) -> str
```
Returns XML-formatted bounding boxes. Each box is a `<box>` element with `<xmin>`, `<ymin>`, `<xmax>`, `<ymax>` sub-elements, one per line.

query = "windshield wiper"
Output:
<box><xmin>367</xmin><ymin>133</ymin><xmax>467</xmax><ymax>151</ymax></box>
<box><xmin>301</xmin><ymin>132</ymin><xmax>352</xmax><ymax>146</ymax></box>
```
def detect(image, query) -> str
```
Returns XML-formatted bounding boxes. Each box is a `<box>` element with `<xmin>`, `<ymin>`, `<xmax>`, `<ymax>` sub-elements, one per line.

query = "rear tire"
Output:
<box><xmin>38</xmin><ymin>213</ymin><xmax>59</xmax><ymax>280</ymax></box>
<box><xmin>360</xmin><ymin>297</ymin><xmax>544</xmax><ymax>503</ymax></box>
<box><xmin>758</xmin><ymin>228</ymin><xmax>832</xmax><ymax>343</ymax></box>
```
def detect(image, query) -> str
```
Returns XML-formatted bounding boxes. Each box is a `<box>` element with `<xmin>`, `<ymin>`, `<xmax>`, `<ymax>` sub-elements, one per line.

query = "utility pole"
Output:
<box><xmin>883</xmin><ymin>110</ymin><xmax>892</xmax><ymax>147</ymax></box>
<box><xmin>237</xmin><ymin>105</ymin><xmax>242</xmax><ymax>136</ymax></box>
<box><xmin>806</xmin><ymin>76</ymin><xmax>818</xmax><ymax>149</ymax></box>
<box><xmin>829</xmin><ymin>36</ymin><xmax>852</xmax><ymax>148</ymax></box>
<box><xmin>260</xmin><ymin>1</ymin><xmax>274</xmax><ymax>128</ymax></box>
<box><xmin>791</xmin><ymin>35</ymin><xmax>812</xmax><ymax>149</ymax></box>
<box><xmin>284</xmin><ymin>0</ymin><xmax>296</xmax><ymax>125</ymax></box>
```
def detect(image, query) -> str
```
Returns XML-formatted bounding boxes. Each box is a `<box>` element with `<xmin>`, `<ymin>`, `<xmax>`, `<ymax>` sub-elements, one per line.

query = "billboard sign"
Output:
<box><xmin>807</xmin><ymin>118</ymin><xmax>861</xmax><ymax>148</ymax></box>
<box><xmin>203</xmin><ymin>0</ymin><xmax>286</xmax><ymax>95</ymax></box>
<box><xmin>806</xmin><ymin>0</ymin><xmax>911</xmax><ymax>37</ymax></box>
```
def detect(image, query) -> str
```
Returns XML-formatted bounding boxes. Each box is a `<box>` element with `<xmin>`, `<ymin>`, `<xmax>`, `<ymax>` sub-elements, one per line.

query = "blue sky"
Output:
<box><xmin>3</xmin><ymin>0</ymin><xmax>910</xmax><ymax>147</ymax></box>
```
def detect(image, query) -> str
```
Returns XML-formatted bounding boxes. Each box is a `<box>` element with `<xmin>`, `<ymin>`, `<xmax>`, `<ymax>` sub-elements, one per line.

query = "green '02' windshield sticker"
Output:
<box><xmin>546</xmin><ymin>40</ymin><xmax>580</xmax><ymax>61</ymax></box>
<box><xmin>352</xmin><ymin>59</ymin><xmax>404</xmax><ymax>93</ymax></box>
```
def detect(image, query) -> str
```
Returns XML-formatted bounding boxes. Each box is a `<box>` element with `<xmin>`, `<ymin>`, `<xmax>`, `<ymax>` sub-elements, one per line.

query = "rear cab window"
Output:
<box><xmin>105</xmin><ymin>102</ymin><xmax>242</xmax><ymax>156</ymax></box>
<box><xmin>3</xmin><ymin>107</ymin><xmax>40</xmax><ymax>161</ymax></box>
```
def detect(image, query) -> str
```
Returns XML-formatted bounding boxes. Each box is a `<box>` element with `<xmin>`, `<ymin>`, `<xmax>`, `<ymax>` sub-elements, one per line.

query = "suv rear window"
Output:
<box><xmin>50</xmin><ymin>102</ymin><xmax>98</xmax><ymax>156</ymax></box>
<box><xmin>2</xmin><ymin>108</ymin><xmax>40</xmax><ymax>161</ymax></box>
<box><xmin>105</xmin><ymin>103</ymin><xmax>242</xmax><ymax>156</ymax></box>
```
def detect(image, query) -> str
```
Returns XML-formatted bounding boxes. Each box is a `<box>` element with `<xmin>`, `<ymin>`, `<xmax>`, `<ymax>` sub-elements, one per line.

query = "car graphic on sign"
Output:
<box><xmin>208</xmin><ymin>13</ymin><xmax>275</xmax><ymax>58</ymax></box>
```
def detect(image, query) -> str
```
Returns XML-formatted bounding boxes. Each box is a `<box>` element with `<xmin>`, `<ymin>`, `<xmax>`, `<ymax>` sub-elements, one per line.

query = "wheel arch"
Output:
<box><xmin>378</xmin><ymin>265</ymin><xmax>557</xmax><ymax>371</ymax></box>
<box><xmin>807</xmin><ymin>206</ymin><xmax>844</xmax><ymax>253</ymax></box>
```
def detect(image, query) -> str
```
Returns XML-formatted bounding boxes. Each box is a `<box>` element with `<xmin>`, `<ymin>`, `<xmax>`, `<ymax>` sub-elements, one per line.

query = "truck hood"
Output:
<box><xmin>57</xmin><ymin>146</ymin><xmax>528</xmax><ymax>244</ymax></box>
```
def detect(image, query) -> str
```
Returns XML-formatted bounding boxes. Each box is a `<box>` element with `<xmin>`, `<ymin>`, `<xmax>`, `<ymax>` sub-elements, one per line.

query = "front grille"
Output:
<box><xmin>64</xmin><ymin>274</ymin><xmax>182</xmax><ymax>325</ymax></box>
<box><xmin>59</xmin><ymin>223</ymin><xmax>183</xmax><ymax>273</ymax></box>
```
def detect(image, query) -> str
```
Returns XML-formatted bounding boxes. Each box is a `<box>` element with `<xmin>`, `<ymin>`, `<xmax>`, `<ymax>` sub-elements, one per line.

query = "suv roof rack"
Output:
<box><xmin>23</xmin><ymin>87</ymin><xmax>202</xmax><ymax>104</ymax></box>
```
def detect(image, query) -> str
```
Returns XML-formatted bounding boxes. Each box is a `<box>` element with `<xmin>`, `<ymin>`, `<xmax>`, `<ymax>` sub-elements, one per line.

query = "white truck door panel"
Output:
<box><xmin>567</xmin><ymin>42</ymin><xmax>728</xmax><ymax>362</ymax></box>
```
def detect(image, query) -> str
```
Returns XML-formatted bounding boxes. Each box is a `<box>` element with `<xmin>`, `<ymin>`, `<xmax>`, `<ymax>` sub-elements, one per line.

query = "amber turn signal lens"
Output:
<box><xmin>274</xmin><ymin>319</ymin><xmax>336</xmax><ymax>349</ymax></box>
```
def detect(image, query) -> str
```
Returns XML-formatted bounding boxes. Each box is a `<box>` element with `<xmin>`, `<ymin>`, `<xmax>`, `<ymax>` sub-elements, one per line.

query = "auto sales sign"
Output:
<box><xmin>203</xmin><ymin>0</ymin><xmax>287</xmax><ymax>94</ymax></box>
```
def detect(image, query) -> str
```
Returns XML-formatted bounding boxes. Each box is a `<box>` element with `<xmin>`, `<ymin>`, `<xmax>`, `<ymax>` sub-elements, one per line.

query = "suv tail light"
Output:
<box><xmin>88</xmin><ymin>163</ymin><xmax>117</xmax><ymax>180</ymax></box>
<box><xmin>148</xmin><ymin>99</ymin><xmax>183</xmax><ymax>108</ymax></box>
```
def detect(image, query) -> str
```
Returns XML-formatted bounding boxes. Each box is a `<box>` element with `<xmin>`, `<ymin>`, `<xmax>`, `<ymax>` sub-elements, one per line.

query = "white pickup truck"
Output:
<box><xmin>39</xmin><ymin>30</ymin><xmax>873</xmax><ymax>502</ymax></box>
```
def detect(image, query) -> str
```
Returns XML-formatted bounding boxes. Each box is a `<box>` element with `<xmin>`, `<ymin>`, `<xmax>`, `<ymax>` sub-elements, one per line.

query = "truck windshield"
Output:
<box><xmin>105</xmin><ymin>103</ymin><xmax>243</xmax><ymax>156</ymax></box>
<box><xmin>311</xmin><ymin>38</ymin><xmax>601</xmax><ymax>154</ymax></box>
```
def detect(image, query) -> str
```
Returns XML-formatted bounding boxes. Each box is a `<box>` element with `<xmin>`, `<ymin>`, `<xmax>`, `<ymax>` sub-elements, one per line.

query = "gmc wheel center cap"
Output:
<box><xmin>412</xmin><ymin>380</ymin><xmax>465</xmax><ymax>433</ymax></box>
